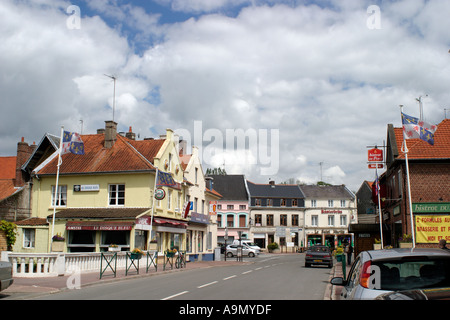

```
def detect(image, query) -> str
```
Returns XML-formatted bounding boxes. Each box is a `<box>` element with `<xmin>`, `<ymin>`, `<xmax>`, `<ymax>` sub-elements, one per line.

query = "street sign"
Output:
<box><xmin>368</xmin><ymin>163</ymin><xmax>383</xmax><ymax>169</ymax></box>
<box><xmin>368</xmin><ymin>148</ymin><xmax>383</xmax><ymax>162</ymax></box>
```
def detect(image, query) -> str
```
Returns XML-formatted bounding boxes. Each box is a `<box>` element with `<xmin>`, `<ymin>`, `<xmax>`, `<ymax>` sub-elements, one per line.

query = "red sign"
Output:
<box><xmin>368</xmin><ymin>163</ymin><xmax>384</xmax><ymax>169</ymax></box>
<box><xmin>368</xmin><ymin>148</ymin><xmax>383</xmax><ymax>162</ymax></box>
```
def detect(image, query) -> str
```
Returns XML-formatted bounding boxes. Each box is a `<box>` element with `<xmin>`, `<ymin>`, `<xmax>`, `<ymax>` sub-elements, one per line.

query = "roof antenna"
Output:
<box><xmin>104</xmin><ymin>74</ymin><xmax>117</xmax><ymax>122</ymax></box>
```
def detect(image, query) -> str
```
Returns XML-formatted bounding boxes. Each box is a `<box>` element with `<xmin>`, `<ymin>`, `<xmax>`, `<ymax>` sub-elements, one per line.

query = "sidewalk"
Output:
<box><xmin>325</xmin><ymin>260</ymin><xmax>350</xmax><ymax>300</ymax></box>
<box><xmin>3</xmin><ymin>258</ymin><xmax>251</xmax><ymax>297</ymax></box>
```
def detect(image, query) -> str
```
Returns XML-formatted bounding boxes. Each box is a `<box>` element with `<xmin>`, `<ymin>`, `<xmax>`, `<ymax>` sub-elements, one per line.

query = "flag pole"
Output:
<box><xmin>375</xmin><ymin>167</ymin><xmax>384</xmax><ymax>249</ymax></box>
<box><xmin>51</xmin><ymin>126</ymin><xmax>64</xmax><ymax>251</ymax></box>
<box><xmin>400</xmin><ymin>106</ymin><xmax>416</xmax><ymax>248</ymax></box>
<box><xmin>149</xmin><ymin>167</ymin><xmax>159</xmax><ymax>247</ymax></box>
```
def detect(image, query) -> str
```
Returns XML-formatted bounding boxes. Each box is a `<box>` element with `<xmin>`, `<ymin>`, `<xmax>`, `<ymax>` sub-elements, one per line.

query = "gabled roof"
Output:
<box><xmin>34</xmin><ymin>134</ymin><xmax>165</xmax><ymax>176</ymax></box>
<box><xmin>246</xmin><ymin>180</ymin><xmax>304</xmax><ymax>199</ymax></box>
<box><xmin>299</xmin><ymin>185</ymin><xmax>355</xmax><ymax>200</ymax></box>
<box><xmin>390</xmin><ymin>118</ymin><xmax>450</xmax><ymax>160</ymax></box>
<box><xmin>209</xmin><ymin>175</ymin><xmax>248</xmax><ymax>200</ymax></box>
<box><xmin>22</xmin><ymin>133</ymin><xmax>59</xmax><ymax>174</ymax></box>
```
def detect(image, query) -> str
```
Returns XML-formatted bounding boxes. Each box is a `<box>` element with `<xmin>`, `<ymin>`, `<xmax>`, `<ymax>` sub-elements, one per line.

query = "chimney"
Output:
<box><xmin>126</xmin><ymin>126</ymin><xmax>136</xmax><ymax>140</ymax></box>
<box><xmin>178</xmin><ymin>139</ymin><xmax>187</xmax><ymax>156</ymax></box>
<box><xmin>269</xmin><ymin>180</ymin><xmax>275</xmax><ymax>187</ymax></box>
<box><xmin>15</xmin><ymin>137</ymin><xmax>33</xmax><ymax>187</ymax></box>
<box><xmin>104</xmin><ymin>120</ymin><xmax>117</xmax><ymax>148</ymax></box>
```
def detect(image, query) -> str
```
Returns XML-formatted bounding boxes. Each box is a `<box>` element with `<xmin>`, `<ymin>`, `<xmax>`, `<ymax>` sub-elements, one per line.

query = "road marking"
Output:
<box><xmin>263</xmin><ymin>265</ymin><xmax>270</xmax><ymax>268</ymax></box>
<box><xmin>242</xmin><ymin>270</ymin><xmax>252</xmax><ymax>274</ymax></box>
<box><xmin>223</xmin><ymin>275</ymin><xmax>237</xmax><ymax>280</ymax></box>
<box><xmin>161</xmin><ymin>291</ymin><xmax>189</xmax><ymax>300</ymax></box>
<box><xmin>197</xmin><ymin>281</ymin><xmax>218</xmax><ymax>288</ymax></box>
<box><xmin>254</xmin><ymin>267</ymin><xmax>262</xmax><ymax>271</ymax></box>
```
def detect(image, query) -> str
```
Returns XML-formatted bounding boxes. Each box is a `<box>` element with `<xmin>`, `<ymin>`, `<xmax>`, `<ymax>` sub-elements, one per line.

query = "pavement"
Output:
<box><xmin>2</xmin><ymin>253</ymin><xmax>344</xmax><ymax>300</ymax></box>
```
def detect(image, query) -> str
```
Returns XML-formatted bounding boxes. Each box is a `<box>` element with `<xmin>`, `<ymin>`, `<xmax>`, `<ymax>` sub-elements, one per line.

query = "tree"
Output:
<box><xmin>206</xmin><ymin>167</ymin><xmax>227</xmax><ymax>175</ymax></box>
<box><xmin>0</xmin><ymin>220</ymin><xmax>18</xmax><ymax>251</ymax></box>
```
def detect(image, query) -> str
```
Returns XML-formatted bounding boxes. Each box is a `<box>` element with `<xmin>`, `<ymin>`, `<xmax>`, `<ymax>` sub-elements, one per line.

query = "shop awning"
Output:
<box><xmin>66</xmin><ymin>221</ymin><xmax>134</xmax><ymax>231</ymax></box>
<box><xmin>153</xmin><ymin>218</ymin><xmax>188</xmax><ymax>227</ymax></box>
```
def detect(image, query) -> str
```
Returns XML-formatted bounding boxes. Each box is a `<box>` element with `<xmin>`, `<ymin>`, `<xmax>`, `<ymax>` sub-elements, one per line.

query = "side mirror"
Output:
<box><xmin>330</xmin><ymin>277</ymin><xmax>346</xmax><ymax>286</ymax></box>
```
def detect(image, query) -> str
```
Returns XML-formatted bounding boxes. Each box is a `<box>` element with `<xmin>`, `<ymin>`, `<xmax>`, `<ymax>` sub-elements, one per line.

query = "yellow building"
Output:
<box><xmin>14</xmin><ymin>121</ymin><xmax>190</xmax><ymax>253</ymax></box>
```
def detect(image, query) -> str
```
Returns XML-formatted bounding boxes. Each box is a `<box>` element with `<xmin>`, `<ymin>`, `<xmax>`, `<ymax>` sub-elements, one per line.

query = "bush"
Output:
<box><xmin>267</xmin><ymin>242</ymin><xmax>279</xmax><ymax>251</ymax></box>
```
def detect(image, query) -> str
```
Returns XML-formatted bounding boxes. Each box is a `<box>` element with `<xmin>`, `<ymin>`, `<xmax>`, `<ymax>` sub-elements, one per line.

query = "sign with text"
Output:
<box><xmin>416</xmin><ymin>215</ymin><xmax>450</xmax><ymax>243</ymax></box>
<box><xmin>368</xmin><ymin>148</ymin><xmax>383</xmax><ymax>162</ymax></box>
<box><xmin>413</xmin><ymin>203</ymin><xmax>450</xmax><ymax>214</ymax></box>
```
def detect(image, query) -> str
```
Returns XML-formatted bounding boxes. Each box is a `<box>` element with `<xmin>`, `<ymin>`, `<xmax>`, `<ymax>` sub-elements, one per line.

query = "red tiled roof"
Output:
<box><xmin>394</xmin><ymin>119</ymin><xmax>450</xmax><ymax>160</ymax></box>
<box><xmin>15</xmin><ymin>217</ymin><xmax>48</xmax><ymax>226</ymax></box>
<box><xmin>0</xmin><ymin>157</ymin><xmax>16</xmax><ymax>179</ymax></box>
<box><xmin>36</xmin><ymin>134</ymin><xmax>165</xmax><ymax>175</ymax></box>
<box><xmin>0</xmin><ymin>180</ymin><xmax>17</xmax><ymax>201</ymax></box>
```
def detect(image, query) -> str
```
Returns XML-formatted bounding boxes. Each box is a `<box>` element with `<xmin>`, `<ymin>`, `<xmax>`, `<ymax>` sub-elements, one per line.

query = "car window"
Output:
<box><xmin>346</xmin><ymin>256</ymin><xmax>362</xmax><ymax>288</ymax></box>
<box><xmin>373</xmin><ymin>257</ymin><xmax>450</xmax><ymax>291</ymax></box>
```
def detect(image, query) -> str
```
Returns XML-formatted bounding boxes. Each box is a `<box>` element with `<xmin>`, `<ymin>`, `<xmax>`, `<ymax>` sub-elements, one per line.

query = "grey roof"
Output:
<box><xmin>246</xmin><ymin>181</ymin><xmax>305</xmax><ymax>198</ymax></box>
<box><xmin>208</xmin><ymin>175</ymin><xmax>248</xmax><ymax>200</ymax></box>
<box><xmin>299</xmin><ymin>185</ymin><xmax>355</xmax><ymax>200</ymax></box>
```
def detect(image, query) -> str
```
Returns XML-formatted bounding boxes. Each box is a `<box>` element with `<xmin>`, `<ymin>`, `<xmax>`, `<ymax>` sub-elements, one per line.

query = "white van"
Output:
<box><xmin>232</xmin><ymin>240</ymin><xmax>261</xmax><ymax>252</ymax></box>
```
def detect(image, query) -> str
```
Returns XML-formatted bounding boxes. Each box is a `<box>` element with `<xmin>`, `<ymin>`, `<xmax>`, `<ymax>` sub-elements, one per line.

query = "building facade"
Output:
<box><xmin>300</xmin><ymin>184</ymin><xmax>357</xmax><ymax>249</ymax></box>
<box><xmin>247</xmin><ymin>180</ymin><xmax>305</xmax><ymax>250</ymax></box>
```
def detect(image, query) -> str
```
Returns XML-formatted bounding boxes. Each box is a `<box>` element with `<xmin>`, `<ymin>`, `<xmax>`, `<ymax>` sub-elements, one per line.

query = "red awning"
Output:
<box><xmin>153</xmin><ymin>218</ymin><xmax>187</xmax><ymax>227</ymax></box>
<box><xmin>66</xmin><ymin>221</ymin><xmax>134</xmax><ymax>231</ymax></box>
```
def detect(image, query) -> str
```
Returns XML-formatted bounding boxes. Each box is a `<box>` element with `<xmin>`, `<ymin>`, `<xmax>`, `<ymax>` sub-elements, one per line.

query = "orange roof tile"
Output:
<box><xmin>0</xmin><ymin>180</ymin><xmax>18</xmax><ymax>201</ymax></box>
<box><xmin>36</xmin><ymin>134</ymin><xmax>165</xmax><ymax>175</ymax></box>
<box><xmin>0</xmin><ymin>157</ymin><xmax>16</xmax><ymax>179</ymax></box>
<box><xmin>394</xmin><ymin>119</ymin><xmax>450</xmax><ymax>160</ymax></box>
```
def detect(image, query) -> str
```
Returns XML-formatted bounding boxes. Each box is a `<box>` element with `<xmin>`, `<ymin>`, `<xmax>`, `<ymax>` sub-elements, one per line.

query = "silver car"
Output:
<box><xmin>330</xmin><ymin>248</ymin><xmax>450</xmax><ymax>299</ymax></box>
<box><xmin>0</xmin><ymin>261</ymin><xmax>13</xmax><ymax>292</ymax></box>
<box><xmin>226</xmin><ymin>244</ymin><xmax>258</xmax><ymax>258</ymax></box>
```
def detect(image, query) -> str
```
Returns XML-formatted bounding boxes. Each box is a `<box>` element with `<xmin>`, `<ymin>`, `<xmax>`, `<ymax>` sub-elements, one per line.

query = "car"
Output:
<box><xmin>226</xmin><ymin>244</ymin><xmax>258</xmax><ymax>258</ymax></box>
<box><xmin>0</xmin><ymin>261</ymin><xmax>14</xmax><ymax>292</ymax></box>
<box><xmin>305</xmin><ymin>245</ymin><xmax>333</xmax><ymax>268</ymax></box>
<box><xmin>330</xmin><ymin>248</ymin><xmax>450</xmax><ymax>300</ymax></box>
<box><xmin>375</xmin><ymin>287</ymin><xmax>450</xmax><ymax>300</ymax></box>
<box><xmin>232</xmin><ymin>240</ymin><xmax>261</xmax><ymax>252</ymax></box>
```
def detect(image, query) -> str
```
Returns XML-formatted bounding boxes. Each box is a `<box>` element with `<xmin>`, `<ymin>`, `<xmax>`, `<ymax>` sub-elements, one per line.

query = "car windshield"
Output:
<box><xmin>311</xmin><ymin>247</ymin><xmax>329</xmax><ymax>253</ymax></box>
<box><xmin>372</xmin><ymin>257</ymin><xmax>450</xmax><ymax>291</ymax></box>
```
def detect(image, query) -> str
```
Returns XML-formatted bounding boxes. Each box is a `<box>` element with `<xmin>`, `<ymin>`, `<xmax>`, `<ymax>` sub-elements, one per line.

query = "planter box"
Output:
<box><xmin>108</xmin><ymin>247</ymin><xmax>120</xmax><ymax>252</ymax></box>
<box><xmin>52</xmin><ymin>241</ymin><xmax>64</xmax><ymax>252</ymax></box>
<box><xmin>130</xmin><ymin>253</ymin><xmax>142</xmax><ymax>260</ymax></box>
<box><xmin>373</xmin><ymin>244</ymin><xmax>382</xmax><ymax>250</ymax></box>
<box><xmin>399</xmin><ymin>243</ymin><xmax>413</xmax><ymax>248</ymax></box>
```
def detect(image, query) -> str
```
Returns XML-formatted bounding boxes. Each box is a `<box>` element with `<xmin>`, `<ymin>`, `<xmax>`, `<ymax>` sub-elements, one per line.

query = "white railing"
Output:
<box><xmin>1</xmin><ymin>252</ymin><xmax>133</xmax><ymax>277</ymax></box>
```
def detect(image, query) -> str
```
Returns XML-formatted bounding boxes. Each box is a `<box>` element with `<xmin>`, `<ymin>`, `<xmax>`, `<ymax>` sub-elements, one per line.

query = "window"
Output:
<box><xmin>328</xmin><ymin>200</ymin><xmax>334</xmax><ymax>208</ymax></box>
<box><xmin>23</xmin><ymin>229</ymin><xmax>35</xmax><ymax>248</ymax></box>
<box><xmin>255</xmin><ymin>199</ymin><xmax>261</xmax><ymax>206</ymax></box>
<box><xmin>311</xmin><ymin>215</ymin><xmax>318</xmax><ymax>226</ymax></box>
<box><xmin>227</xmin><ymin>204</ymin><xmax>234</xmax><ymax>210</ymax></box>
<box><xmin>217</xmin><ymin>214</ymin><xmax>222</xmax><ymax>227</ymax></box>
<box><xmin>280</xmin><ymin>199</ymin><xmax>286</xmax><ymax>207</ymax></box>
<box><xmin>292</xmin><ymin>214</ymin><xmax>299</xmax><ymax>226</ymax></box>
<box><xmin>167</xmin><ymin>190</ymin><xmax>172</xmax><ymax>210</ymax></box>
<box><xmin>239</xmin><ymin>215</ymin><xmax>246</xmax><ymax>227</ymax></box>
<box><xmin>292</xmin><ymin>199</ymin><xmax>298</xmax><ymax>207</ymax></box>
<box><xmin>280</xmin><ymin>214</ymin><xmax>287</xmax><ymax>226</ymax></box>
<box><xmin>109</xmin><ymin>184</ymin><xmax>125</xmax><ymax>206</ymax></box>
<box><xmin>227</xmin><ymin>215</ymin><xmax>234</xmax><ymax>227</ymax></box>
<box><xmin>255</xmin><ymin>214</ymin><xmax>262</xmax><ymax>226</ymax></box>
<box><xmin>217</xmin><ymin>204</ymin><xmax>222</xmax><ymax>210</ymax></box>
<box><xmin>340</xmin><ymin>200</ymin><xmax>346</xmax><ymax>207</ymax></box>
<box><xmin>51</xmin><ymin>185</ymin><xmax>67</xmax><ymax>207</ymax></box>
<box><xmin>311</xmin><ymin>200</ymin><xmax>317</xmax><ymax>207</ymax></box>
<box><xmin>340</xmin><ymin>215</ymin><xmax>347</xmax><ymax>226</ymax></box>
<box><xmin>328</xmin><ymin>215</ymin><xmax>335</xmax><ymax>226</ymax></box>
<box><xmin>239</xmin><ymin>204</ymin><xmax>246</xmax><ymax>210</ymax></box>
<box><xmin>195</xmin><ymin>167</ymin><xmax>198</xmax><ymax>184</ymax></box>
<box><xmin>267</xmin><ymin>214</ymin><xmax>274</xmax><ymax>226</ymax></box>
<box><xmin>267</xmin><ymin>199</ymin><xmax>273</xmax><ymax>207</ymax></box>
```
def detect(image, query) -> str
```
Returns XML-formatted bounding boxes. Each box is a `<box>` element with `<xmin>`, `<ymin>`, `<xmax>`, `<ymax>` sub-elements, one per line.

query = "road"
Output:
<box><xmin>32</xmin><ymin>254</ymin><xmax>331</xmax><ymax>300</ymax></box>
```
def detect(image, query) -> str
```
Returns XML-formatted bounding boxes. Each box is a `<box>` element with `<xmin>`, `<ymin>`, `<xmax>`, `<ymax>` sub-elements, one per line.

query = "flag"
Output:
<box><xmin>61</xmin><ymin>131</ymin><xmax>85</xmax><ymax>155</ymax></box>
<box><xmin>156</xmin><ymin>170</ymin><xmax>180</xmax><ymax>189</ymax></box>
<box><xmin>374</xmin><ymin>172</ymin><xmax>380</xmax><ymax>196</ymax></box>
<box><xmin>401</xmin><ymin>112</ymin><xmax>436</xmax><ymax>146</ymax></box>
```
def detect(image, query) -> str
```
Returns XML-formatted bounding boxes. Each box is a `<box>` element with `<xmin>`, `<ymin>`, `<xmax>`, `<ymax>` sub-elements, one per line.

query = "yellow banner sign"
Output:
<box><xmin>416</xmin><ymin>215</ymin><xmax>450</xmax><ymax>243</ymax></box>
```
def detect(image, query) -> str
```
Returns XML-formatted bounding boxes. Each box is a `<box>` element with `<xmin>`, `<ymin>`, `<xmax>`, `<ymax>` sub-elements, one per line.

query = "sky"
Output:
<box><xmin>1</xmin><ymin>0</ymin><xmax>450</xmax><ymax>191</ymax></box>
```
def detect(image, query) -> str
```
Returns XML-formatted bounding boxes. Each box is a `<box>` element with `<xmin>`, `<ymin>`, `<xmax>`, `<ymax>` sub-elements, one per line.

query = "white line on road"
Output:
<box><xmin>161</xmin><ymin>291</ymin><xmax>189</xmax><ymax>300</ymax></box>
<box><xmin>197</xmin><ymin>281</ymin><xmax>218</xmax><ymax>288</ymax></box>
<box><xmin>223</xmin><ymin>275</ymin><xmax>237</xmax><ymax>280</ymax></box>
<box><xmin>254</xmin><ymin>267</ymin><xmax>263</xmax><ymax>271</ymax></box>
<box><xmin>242</xmin><ymin>270</ymin><xmax>252</xmax><ymax>274</ymax></box>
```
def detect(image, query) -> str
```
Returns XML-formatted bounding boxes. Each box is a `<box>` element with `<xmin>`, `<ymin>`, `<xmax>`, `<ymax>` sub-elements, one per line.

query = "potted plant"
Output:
<box><xmin>166</xmin><ymin>248</ymin><xmax>177</xmax><ymax>258</ymax></box>
<box><xmin>373</xmin><ymin>238</ymin><xmax>382</xmax><ymax>250</ymax></box>
<box><xmin>130</xmin><ymin>248</ymin><xmax>144</xmax><ymax>259</ymax></box>
<box><xmin>51</xmin><ymin>233</ymin><xmax>65</xmax><ymax>252</ymax></box>
<box><xmin>398</xmin><ymin>234</ymin><xmax>413</xmax><ymax>248</ymax></box>
<box><xmin>334</xmin><ymin>246</ymin><xmax>344</xmax><ymax>261</ymax></box>
<box><xmin>108</xmin><ymin>244</ymin><xmax>120</xmax><ymax>252</ymax></box>
<box><xmin>267</xmin><ymin>242</ymin><xmax>279</xmax><ymax>253</ymax></box>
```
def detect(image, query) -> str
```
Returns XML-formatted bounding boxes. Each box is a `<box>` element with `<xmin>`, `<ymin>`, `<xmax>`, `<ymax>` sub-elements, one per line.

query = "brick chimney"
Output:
<box><xmin>104</xmin><ymin>121</ymin><xmax>117</xmax><ymax>148</ymax></box>
<box><xmin>15</xmin><ymin>137</ymin><xmax>33</xmax><ymax>187</ymax></box>
<box><xmin>125</xmin><ymin>126</ymin><xmax>136</xmax><ymax>140</ymax></box>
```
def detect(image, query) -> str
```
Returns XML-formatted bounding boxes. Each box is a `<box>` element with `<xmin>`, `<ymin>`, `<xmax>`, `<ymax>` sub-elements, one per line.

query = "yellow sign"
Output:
<box><xmin>416</xmin><ymin>215</ymin><xmax>450</xmax><ymax>243</ymax></box>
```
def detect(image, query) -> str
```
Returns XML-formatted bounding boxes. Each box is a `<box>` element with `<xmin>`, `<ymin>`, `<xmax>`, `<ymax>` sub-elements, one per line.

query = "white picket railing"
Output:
<box><xmin>1</xmin><ymin>252</ymin><xmax>137</xmax><ymax>277</ymax></box>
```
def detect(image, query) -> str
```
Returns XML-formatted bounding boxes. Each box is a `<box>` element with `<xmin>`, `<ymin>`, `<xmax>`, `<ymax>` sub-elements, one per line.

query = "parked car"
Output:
<box><xmin>226</xmin><ymin>244</ymin><xmax>258</xmax><ymax>258</ymax></box>
<box><xmin>376</xmin><ymin>287</ymin><xmax>450</xmax><ymax>300</ymax></box>
<box><xmin>232</xmin><ymin>240</ymin><xmax>261</xmax><ymax>253</ymax></box>
<box><xmin>330</xmin><ymin>248</ymin><xmax>450</xmax><ymax>300</ymax></box>
<box><xmin>0</xmin><ymin>261</ymin><xmax>14</xmax><ymax>292</ymax></box>
<box><xmin>305</xmin><ymin>245</ymin><xmax>333</xmax><ymax>268</ymax></box>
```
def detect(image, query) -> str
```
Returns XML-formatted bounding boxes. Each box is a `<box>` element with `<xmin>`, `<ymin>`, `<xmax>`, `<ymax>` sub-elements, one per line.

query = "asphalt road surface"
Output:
<box><xmin>33</xmin><ymin>254</ymin><xmax>331</xmax><ymax>300</ymax></box>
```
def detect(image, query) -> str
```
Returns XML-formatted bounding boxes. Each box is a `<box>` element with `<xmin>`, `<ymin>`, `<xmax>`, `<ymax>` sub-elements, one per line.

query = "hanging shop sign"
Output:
<box><xmin>154</xmin><ymin>187</ymin><xmax>166</xmax><ymax>200</ymax></box>
<box><xmin>368</xmin><ymin>148</ymin><xmax>383</xmax><ymax>162</ymax></box>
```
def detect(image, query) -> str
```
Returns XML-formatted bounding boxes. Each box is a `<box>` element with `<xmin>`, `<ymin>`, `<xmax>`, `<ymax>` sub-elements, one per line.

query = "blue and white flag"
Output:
<box><xmin>401</xmin><ymin>112</ymin><xmax>436</xmax><ymax>146</ymax></box>
<box><xmin>61</xmin><ymin>131</ymin><xmax>85</xmax><ymax>155</ymax></box>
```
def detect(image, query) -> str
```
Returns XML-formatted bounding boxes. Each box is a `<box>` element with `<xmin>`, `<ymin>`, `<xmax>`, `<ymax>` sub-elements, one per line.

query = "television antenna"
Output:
<box><xmin>104</xmin><ymin>74</ymin><xmax>117</xmax><ymax>121</ymax></box>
